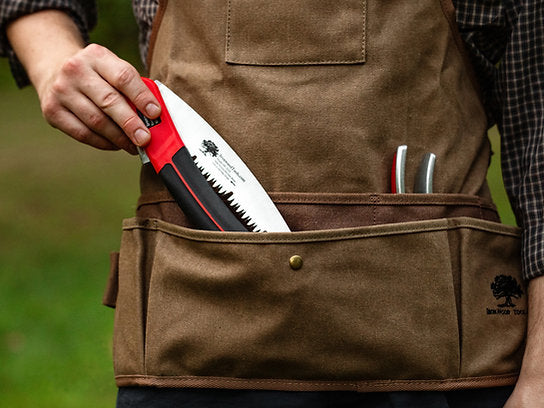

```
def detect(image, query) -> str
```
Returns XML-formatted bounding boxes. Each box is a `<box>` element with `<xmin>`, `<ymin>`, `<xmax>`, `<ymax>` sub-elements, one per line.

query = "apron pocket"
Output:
<box><xmin>453</xmin><ymin>218</ymin><xmax>526</xmax><ymax>378</ymax></box>
<box><xmin>137</xmin><ymin>189</ymin><xmax>502</xmax><ymax>231</ymax></box>
<box><xmin>113</xmin><ymin>224</ymin><xmax>160</xmax><ymax>377</ymax></box>
<box><xmin>103</xmin><ymin>251</ymin><xmax>120</xmax><ymax>308</ymax></box>
<box><xmin>226</xmin><ymin>0</ymin><xmax>366</xmax><ymax>65</ymax></box>
<box><xmin>115</xmin><ymin>217</ymin><xmax>461</xmax><ymax>384</ymax></box>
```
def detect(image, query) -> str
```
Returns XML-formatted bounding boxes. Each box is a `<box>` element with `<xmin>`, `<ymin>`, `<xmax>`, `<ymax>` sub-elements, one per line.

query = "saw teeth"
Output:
<box><xmin>191</xmin><ymin>155</ymin><xmax>262</xmax><ymax>232</ymax></box>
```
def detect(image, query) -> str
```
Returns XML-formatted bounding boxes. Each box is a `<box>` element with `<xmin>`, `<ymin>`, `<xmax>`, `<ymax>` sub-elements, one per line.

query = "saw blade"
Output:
<box><xmin>155</xmin><ymin>80</ymin><xmax>290</xmax><ymax>232</ymax></box>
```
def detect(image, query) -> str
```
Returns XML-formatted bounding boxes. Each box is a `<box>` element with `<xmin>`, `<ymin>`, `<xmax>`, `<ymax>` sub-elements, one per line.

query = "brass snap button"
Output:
<box><xmin>289</xmin><ymin>255</ymin><xmax>303</xmax><ymax>270</ymax></box>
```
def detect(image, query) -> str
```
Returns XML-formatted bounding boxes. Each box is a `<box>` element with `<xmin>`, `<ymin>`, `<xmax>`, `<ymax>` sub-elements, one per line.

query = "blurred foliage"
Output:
<box><xmin>91</xmin><ymin>0</ymin><xmax>143</xmax><ymax>69</ymax></box>
<box><xmin>0</xmin><ymin>2</ymin><xmax>143</xmax><ymax>405</ymax></box>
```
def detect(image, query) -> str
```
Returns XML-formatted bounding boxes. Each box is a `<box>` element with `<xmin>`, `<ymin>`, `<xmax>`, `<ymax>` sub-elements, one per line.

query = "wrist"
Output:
<box><xmin>517</xmin><ymin>276</ymin><xmax>544</xmax><ymax>377</ymax></box>
<box><xmin>6</xmin><ymin>10</ymin><xmax>85</xmax><ymax>94</ymax></box>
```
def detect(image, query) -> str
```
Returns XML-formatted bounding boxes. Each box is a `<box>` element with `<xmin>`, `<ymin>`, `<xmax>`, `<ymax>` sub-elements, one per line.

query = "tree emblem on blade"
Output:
<box><xmin>491</xmin><ymin>275</ymin><xmax>523</xmax><ymax>308</ymax></box>
<box><xmin>200</xmin><ymin>140</ymin><xmax>219</xmax><ymax>157</ymax></box>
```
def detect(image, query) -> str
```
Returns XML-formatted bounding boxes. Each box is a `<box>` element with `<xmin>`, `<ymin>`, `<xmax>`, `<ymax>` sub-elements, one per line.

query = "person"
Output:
<box><xmin>1</xmin><ymin>1</ymin><xmax>543</xmax><ymax>407</ymax></box>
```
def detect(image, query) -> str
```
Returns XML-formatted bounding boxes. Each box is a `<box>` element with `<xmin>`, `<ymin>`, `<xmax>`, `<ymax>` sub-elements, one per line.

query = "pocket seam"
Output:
<box><xmin>138</xmin><ymin>191</ymin><xmax>499</xmax><ymax>208</ymax></box>
<box><xmin>123</xmin><ymin>217</ymin><xmax>521</xmax><ymax>245</ymax></box>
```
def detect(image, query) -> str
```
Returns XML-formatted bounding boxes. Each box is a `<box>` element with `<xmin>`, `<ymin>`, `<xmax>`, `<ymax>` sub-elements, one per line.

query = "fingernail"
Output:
<box><xmin>145</xmin><ymin>103</ymin><xmax>161</xmax><ymax>117</ymax></box>
<box><xmin>134</xmin><ymin>128</ymin><xmax>150</xmax><ymax>145</ymax></box>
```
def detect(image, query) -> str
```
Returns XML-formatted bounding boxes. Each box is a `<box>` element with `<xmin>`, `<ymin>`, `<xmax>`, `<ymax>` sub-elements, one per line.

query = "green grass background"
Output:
<box><xmin>0</xmin><ymin>2</ymin><xmax>516</xmax><ymax>406</ymax></box>
<box><xmin>1</xmin><ymin>1</ymin><xmax>141</xmax><ymax>406</ymax></box>
<box><xmin>0</xmin><ymin>79</ymin><xmax>140</xmax><ymax>406</ymax></box>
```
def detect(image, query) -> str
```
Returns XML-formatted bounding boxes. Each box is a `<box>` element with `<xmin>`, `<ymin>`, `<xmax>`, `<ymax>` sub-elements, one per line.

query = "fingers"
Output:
<box><xmin>45</xmin><ymin>106</ymin><xmax>120</xmax><ymax>151</ymax></box>
<box><xmin>78</xmin><ymin>76</ymin><xmax>152</xmax><ymax>147</ymax></box>
<box><xmin>62</xmin><ymin>93</ymin><xmax>138</xmax><ymax>154</ymax></box>
<box><xmin>90</xmin><ymin>45</ymin><xmax>161</xmax><ymax>118</ymax></box>
<box><xmin>39</xmin><ymin>43</ymin><xmax>161</xmax><ymax>152</ymax></box>
<box><xmin>41</xmin><ymin>65</ymin><xmax>137</xmax><ymax>154</ymax></box>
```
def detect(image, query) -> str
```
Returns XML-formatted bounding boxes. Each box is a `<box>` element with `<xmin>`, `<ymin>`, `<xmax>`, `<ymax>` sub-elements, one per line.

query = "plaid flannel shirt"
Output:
<box><xmin>1</xmin><ymin>0</ymin><xmax>543</xmax><ymax>280</ymax></box>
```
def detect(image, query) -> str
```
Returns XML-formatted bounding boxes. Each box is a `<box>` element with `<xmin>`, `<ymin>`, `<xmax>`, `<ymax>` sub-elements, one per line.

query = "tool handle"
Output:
<box><xmin>391</xmin><ymin>145</ymin><xmax>407</xmax><ymax>193</ymax></box>
<box><xmin>161</xmin><ymin>147</ymin><xmax>247</xmax><ymax>231</ymax></box>
<box><xmin>134</xmin><ymin>77</ymin><xmax>247</xmax><ymax>231</ymax></box>
<box><xmin>414</xmin><ymin>152</ymin><xmax>436</xmax><ymax>194</ymax></box>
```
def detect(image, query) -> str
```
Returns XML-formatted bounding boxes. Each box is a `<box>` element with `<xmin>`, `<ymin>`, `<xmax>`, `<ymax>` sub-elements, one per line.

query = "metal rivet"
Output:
<box><xmin>289</xmin><ymin>255</ymin><xmax>303</xmax><ymax>270</ymax></box>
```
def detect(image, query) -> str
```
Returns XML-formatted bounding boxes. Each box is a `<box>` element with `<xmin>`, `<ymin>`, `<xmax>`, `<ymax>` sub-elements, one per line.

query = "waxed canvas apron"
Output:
<box><xmin>104</xmin><ymin>0</ymin><xmax>527</xmax><ymax>392</ymax></box>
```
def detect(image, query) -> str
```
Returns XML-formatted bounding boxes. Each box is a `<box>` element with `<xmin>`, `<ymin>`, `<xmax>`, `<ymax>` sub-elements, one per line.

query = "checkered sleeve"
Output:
<box><xmin>498</xmin><ymin>1</ymin><xmax>544</xmax><ymax>280</ymax></box>
<box><xmin>132</xmin><ymin>0</ymin><xmax>158</xmax><ymax>68</ymax></box>
<box><xmin>455</xmin><ymin>0</ymin><xmax>544</xmax><ymax>280</ymax></box>
<box><xmin>0</xmin><ymin>0</ymin><xmax>97</xmax><ymax>87</ymax></box>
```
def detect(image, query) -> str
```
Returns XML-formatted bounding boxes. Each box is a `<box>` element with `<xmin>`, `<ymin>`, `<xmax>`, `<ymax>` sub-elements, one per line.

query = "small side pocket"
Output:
<box><xmin>226</xmin><ymin>0</ymin><xmax>366</xmax><ymax>65</ymax></box>
<box><xmin>113</xmin><ymin>219</ymin><xmax>161</xmax><ymax>377</ymax></box>
<box><xmin>454</xmin><ymin>218</ymin><xmax>526</xmax><ymax>378</ymax></box>
<box><xmin>102</xmin><ymin>252</ymin><xmax>120</xmax><ymax>308</ymax></box>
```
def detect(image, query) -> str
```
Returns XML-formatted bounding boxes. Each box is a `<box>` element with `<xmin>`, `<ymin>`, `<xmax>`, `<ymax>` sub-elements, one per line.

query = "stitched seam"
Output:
<box><xmin>138</xmin><ymin>199</ymin><xmax>498</xmax><ymax>213</ymax></box>
<box><xmin>226</xmin><ymin>0</ymin><xmax>232</xmax><ymax>57</ymax></box>
<box><xmin>226</xmin><ymin>58</ymin><xmax>366</xmax><ymax>65</ymax></box>
<box><xmin>122</xmin><ymin>217</ymin><xmax>521</xmax><ymax>243</ymax></box>
<box><xmin>138</xmin><ymin>191</ymin><xmax>498</xmax><ymax>208</ymax></box>
<box><xmin>115</xmin><ymin>373</ymin><xmax>519</xmax><ymax>387</ymax></box>
<box><xmin>361</xmin><ymin>0</ymin><xmax>366</xmax><ymax>60</ymax></box>
<box><xmin>371</xmin><ymin>194</ymin><xmax>378</xmax><ymax>225</ymax></box>
<box><xmin>225</xmin><ymin>0</ymin><xmax>367</xmax><ymax>65</ymax></box>
<box><xmin>138</xmin><ymin>198</ymin><xmax>498</xmax><ymax>209</ymax></box>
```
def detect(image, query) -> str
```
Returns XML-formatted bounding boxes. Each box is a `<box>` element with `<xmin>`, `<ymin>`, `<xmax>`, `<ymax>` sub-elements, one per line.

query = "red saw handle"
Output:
<box><xmin>133</xmin><ymin>77</ymin><xmax>247</xmax><ymax>231</ymax></box>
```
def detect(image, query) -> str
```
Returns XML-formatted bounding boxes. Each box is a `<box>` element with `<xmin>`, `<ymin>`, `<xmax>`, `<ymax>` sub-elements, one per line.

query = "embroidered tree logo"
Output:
<box><xmin>491</xmin><ymin>275</ymin><xmax>523</xmax><ymax>308</ymax></box>
<box><xmin>200</xmin><ymin>140</ymin><xmax>219</xmax><ymax>157</ymax></box>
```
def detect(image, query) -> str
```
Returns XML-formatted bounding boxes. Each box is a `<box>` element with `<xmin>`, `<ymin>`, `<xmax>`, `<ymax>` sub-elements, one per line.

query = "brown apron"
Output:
<box><xmin>104</xmin><ymin>0</ymin><xmax>527</xmax><ymax>392</ymax></box>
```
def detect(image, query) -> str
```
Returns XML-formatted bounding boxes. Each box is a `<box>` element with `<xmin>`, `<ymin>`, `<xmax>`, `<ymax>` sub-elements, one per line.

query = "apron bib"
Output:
<box><xmin>104</xmin><ymin>0</ymin><xmax>527</xmax><ymax>392</ymax></box>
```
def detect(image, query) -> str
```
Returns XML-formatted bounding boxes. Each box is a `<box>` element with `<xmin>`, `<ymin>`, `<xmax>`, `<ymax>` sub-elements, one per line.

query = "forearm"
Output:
<box><xmin>505</xmin><ymin>275</ymin><xmax>544</xmax><ymax>407</ymax></box>
<box><xmin>520</xmin><ymin>276</ymin><xmax>544</xmax><ymax>378</ymax></box>
<box><xmin>6</xmin><ymin>9</ymin><xmax>85</xmax><ymax>94</ymax></box>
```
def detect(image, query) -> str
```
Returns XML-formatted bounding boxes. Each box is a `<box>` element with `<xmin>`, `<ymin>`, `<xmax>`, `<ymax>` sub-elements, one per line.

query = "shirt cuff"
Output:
<box><xmin>520</xmin><ymin>220</ymin><xmax>544</xmax><ymax>280</ymax></box>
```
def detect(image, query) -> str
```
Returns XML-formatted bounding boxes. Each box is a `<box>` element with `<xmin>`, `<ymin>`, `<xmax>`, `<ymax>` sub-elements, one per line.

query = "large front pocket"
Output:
<box><xmin>226</xmin><ymin>0</ymin><xmax>367</xmax><ymax>65</ymax></box>
<box><xmin>113</xmin><ymin>217</ymin><xmax>474</xmax><ymax>389</ymax></box>
<box><xmin>112</xmin><ymin>189</ymin><xmax>525</xmax><ymax>390</ymax></box>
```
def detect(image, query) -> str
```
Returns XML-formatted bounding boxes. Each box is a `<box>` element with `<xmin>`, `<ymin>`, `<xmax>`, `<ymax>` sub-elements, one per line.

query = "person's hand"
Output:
<box><xmin>503</xmin><ymin>274</ymin><xmax>544</xmax><ymax>408</ymax></box>
<box><xmin>503</xmin><ymin>374</ymin><xmax>544</xmax><ymax>407</ymax></box>
<box><xmin>6</xmin><ymin>10</ymin><xmax>160</xmax><ymax>154</ymax></box>
<box><xmin>36</xmin><ymin>43</ymin><xmax>160</xmax><ymax>154</ymax></box>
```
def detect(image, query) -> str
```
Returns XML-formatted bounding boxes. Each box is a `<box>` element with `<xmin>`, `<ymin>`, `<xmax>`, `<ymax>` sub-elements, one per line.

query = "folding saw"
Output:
<box><xmin>133</xmin><ymin>78</ymin><xmax>290</xmax><ymax>232</ymax></box>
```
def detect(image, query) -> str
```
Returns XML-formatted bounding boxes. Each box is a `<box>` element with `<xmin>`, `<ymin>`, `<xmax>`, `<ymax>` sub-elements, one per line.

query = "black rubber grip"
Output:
<box><xmin>159</xmin><ymin>147</ymin><xmax>247</xmax><ymax>232</ymax></box>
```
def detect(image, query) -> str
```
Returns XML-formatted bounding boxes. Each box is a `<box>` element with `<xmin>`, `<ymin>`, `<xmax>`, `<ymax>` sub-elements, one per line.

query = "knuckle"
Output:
<box><xmin>121</xmin><ymin>116</ymin><xmax>139</xmax><ymax>130</ymax></box>
<box><xmin>61</xmin><ymin>56</ymin><xmax>83</xmax><ymax>76</ymax></box>
<box><xmin>98</xmin><ymin>90</ymin><xmax>122</xmax><ymax>110</ymax></box>
<box><xmin>131</xmin><ymin>89</ymin><xmax>150</xmax><ymax>107</ymax></box>
<box><xmin>85</xmin><ymin>43</ymin><xmax>106</xmax><ymax>57</ymax></box>
<box><xmin>50</xmin><ymin>79</ymin><xmax>66</xmax><ymax>96</ymax></box>
<box><xmin>71</xmin><ymin>127</ymin><xmax>90</xmax><ymax>142</ymax></box>
<box><xmin>113</xmin><ymin>65</ymin><xmax>137</xmax><ymax>88</ymax></box>
<box><xmin>41</xmin><ymin>99</ymin><xmax>56</xmax><ymax>119</ymax></box>
<box><xmin>121</xmin><ymin>114</ymin><xmax>140</xmax><ymax>133</ymax></box>
<box><xmin>87</xmin><ymin>112</ymin><xmax>107</xmax><ymax>129</ymax></box>
<box><xmin>41</xmin><ymin>100</ymin><xmax>62</xmax><ymax>125</ymax></box>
